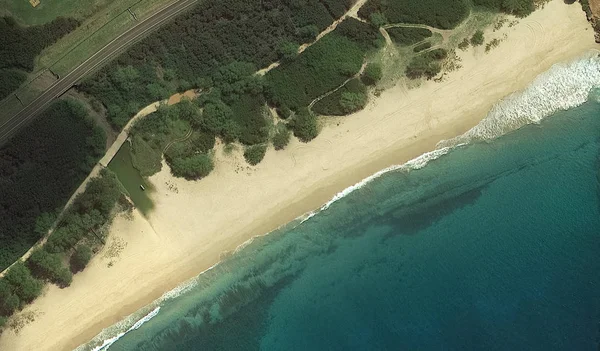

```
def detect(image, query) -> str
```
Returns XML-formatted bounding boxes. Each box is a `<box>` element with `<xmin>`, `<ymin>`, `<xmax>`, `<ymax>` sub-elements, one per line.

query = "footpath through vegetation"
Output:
<box><xmin>0</xmin><ymin>0</ymin><xmax>588</xmax><ymax>335</ymax></box>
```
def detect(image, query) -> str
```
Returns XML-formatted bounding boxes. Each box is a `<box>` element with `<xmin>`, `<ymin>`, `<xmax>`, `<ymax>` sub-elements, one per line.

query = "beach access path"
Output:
<box><xmin>0</xmin><ymin>1</ymin><xmax>597</xmax><ymax>350</ymax></box>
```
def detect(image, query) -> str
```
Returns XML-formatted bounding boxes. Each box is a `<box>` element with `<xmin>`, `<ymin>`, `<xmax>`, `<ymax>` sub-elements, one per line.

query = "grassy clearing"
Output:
<box><xmin>0</xmin><ymin>0</ymin><xmax>117</xmax><ymax>26</ymax></box>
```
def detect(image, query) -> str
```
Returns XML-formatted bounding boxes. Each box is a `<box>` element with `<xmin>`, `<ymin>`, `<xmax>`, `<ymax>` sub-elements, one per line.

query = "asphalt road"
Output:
<box><xmin>0</xmin><ymin>0</ymin><xmax>198</xmax><ymax>145</ymax></box>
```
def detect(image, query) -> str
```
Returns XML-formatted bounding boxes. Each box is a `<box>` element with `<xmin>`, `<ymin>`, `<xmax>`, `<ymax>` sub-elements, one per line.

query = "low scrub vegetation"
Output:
<box><xmin>386</xmin><ymin>27</ymin><xmax>432</xmax><ymax>46</ymax></box>
<box><xmin>359</xmin><ymin>0</ymin><xmax>470</xmax><ymax>29</ymax></box>
<box><xmin>405</xmin><ymin>48</ymin><xmax>448</xmax><ymax>80</ymax></box>
<box><xmin>313</xmin><ymin>78</ymin><xmax>368</xmax><ymax>116</ymax></box>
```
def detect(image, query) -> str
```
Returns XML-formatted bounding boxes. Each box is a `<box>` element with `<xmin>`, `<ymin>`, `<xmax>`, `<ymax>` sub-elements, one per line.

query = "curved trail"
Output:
<box><xmin>0</xmin><ymin>0</ymin><xmax>371</xmax><ymax>277</ymax></box>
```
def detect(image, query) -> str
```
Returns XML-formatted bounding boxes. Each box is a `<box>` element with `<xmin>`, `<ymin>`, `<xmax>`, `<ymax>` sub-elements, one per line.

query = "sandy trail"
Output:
<box><xmin>0</xmin><ymin>1</ymin><xmax>597</xmax><ymax>350</ymax></box>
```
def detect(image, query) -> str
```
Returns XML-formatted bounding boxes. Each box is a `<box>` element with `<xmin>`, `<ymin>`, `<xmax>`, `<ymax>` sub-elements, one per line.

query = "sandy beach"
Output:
<box><xmin>0</xmin><ymin>1</ymin><xmax>597</xmax><ymax>350</ymax></box>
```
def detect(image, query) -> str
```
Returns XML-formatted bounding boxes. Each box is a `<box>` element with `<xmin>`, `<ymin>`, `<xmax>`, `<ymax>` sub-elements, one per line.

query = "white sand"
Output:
<box><xmin>0</xmin><ymin>1</ymin><xmax>596</xmax><ymax>350</ymax></box>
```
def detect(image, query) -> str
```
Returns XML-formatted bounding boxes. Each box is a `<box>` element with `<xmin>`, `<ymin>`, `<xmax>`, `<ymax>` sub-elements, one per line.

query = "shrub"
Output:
<box><xmin>0</xmin><ymin>279</ymin><xmax>19</xmax><ymax>315</ymax></box>
<box><xmin>413</xmin><ymin>42</ymin><xmax>432</xmax><ymax>53</ymax></box>
<box><xmin>266</xmin><ymin>33</ymin><xmax>364</xmax><ymax>110</ymax></box>
<box><xmin>313</xmin><ymin>78</ymin><xmax>367</xmax><ymax>116</ymax></box>
<box><xmin>386</xmin><ymin>27</ymin><xmax>432</xmax><ymax>46</ymax></box>
<box><xmin>244</xmin><ymin>144</ymin><xmax>268</xmax><ymax>165</ymax></box>
<box><xmin>340</xmin><ymin>92</ymin><xmax>368</xmax><ymax>114</ymax></box>
<box><xmin>361</xmin><ymin>63</ymin><xmax>382</xmax><ymax>86</ymax></box>
<box><xmin>277</xmin><ymin>41</ymin><xmax>299</xmax><ymax>61</ymax></box>
<box><xmin>28</xmin><ymin>248</ymin><xmax>72</xmax><ymax>287</ymax></box>
<box><xmin>359</xmin><ymin>0</ymin><xmax>469</xmax><ymax>29</ymax></box>
<box><xmin>290</xmin><ymin>108</ymin><xmax>319</xmax><ymax>142</ymax></box>
<box><xmin>4</xmin><ymin>262</ymin><xmax>43</xmax><ymax>303</ymax></box>
<box><xmin>458</xmin><ymin>38</ymin><xmax>470</xmax><ymax>50</ymax></box>
<box><xmin>405</xmin><ymin>49</ymin><xmax>447</xmax><ymax>80</ymax></box>
<box><xmin>71</xmin><ymin>245</ymin><xmax>92</xmax><ymax>273</ymax></box>
<box><xmin>272</xmin><ymin>125</ymin><xmax>291</xmax><ymax>150</ymax></box>
<box><xmin>471</xmin><ymin>30</ymin><xmax>485</xmax><ymax>46</ymax></box>
<box><xmin>170</xmin><ymin>154</ymin><xmax>214</xmax><ymax>180</ymax></box>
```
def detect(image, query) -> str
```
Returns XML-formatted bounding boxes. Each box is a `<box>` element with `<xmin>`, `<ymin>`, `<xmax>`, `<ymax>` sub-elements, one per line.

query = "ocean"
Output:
<box><xmin>79</xmin><ymin>53</ymin><xmax>600</xmax><ymax>351</ymax></box>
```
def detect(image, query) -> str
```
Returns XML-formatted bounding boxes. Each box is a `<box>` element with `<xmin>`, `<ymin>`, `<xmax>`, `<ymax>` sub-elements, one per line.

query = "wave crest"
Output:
<box><xmin>439</xmin><ymin>52</ymin><xmax>600</xmax><ymax>148</ymax></box>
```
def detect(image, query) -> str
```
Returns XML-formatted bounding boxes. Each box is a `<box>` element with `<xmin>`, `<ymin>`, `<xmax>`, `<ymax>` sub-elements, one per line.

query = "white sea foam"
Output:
<box><xmin>439</xmin><ymin>52</ymin><xmax>600</xmax><ymax>148</ymax></box>
<box><xmin>300</xmin><ymin>146</ymin><xmax>455</xmax><ymax>223</ymax></box>
<box><xmin>76</xmin><ymin>51</ymin><xmax>600</xmax><ymax>351</ymax></box>
<box><xmin>84</xmin><ymin>307</ymin><xmax>160</xmax><ymax>351</ymax></box>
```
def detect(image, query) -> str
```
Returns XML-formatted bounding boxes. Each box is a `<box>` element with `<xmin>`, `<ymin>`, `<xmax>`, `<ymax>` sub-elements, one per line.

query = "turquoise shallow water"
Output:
<box><xmin>95</xmin><ymin>94</ymin><xmax>600</xmax><ymax>350</ymax></box>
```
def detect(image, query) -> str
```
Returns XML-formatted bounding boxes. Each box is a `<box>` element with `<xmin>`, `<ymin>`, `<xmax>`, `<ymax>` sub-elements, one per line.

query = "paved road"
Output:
<box><xmin>0</xmin><ymin>0</ymin><xmax>198</xmax><ymax>144</ymax></box>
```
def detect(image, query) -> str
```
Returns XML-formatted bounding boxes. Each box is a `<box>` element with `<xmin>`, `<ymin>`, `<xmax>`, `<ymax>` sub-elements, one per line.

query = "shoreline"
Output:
<box><xmin>0</xmin><ymin>1</ymin><xmax>597</xmax><ymax>350</ymax></box>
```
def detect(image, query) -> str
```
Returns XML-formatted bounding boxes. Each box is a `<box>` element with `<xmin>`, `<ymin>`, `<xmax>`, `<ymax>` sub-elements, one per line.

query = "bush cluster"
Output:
<box><xmin>405</xmin><ymin>48</ymin><xmax>448</xmax><ymax>80</ymax></box>
<box><xmin>386</xmin><ymin>27</ymin><xmax>432</xmax><ymax>46</ymax></box>
<box><xmin>313</xmin><ymin>78</ymin><xmax>368</xmax><ymax>116</ymax></box>
<box><xmin>359</xmin><ymin>0</ymin><xmax>469</xmax><ymax>29</ymax></box>
<box><xmin>243</xmin><ymin>144</ymin><xmax>268</xmax><ymax>165</ymax></box>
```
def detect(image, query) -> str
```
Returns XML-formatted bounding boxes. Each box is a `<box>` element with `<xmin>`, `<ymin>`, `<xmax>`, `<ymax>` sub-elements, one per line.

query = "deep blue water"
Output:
<box><xmin>96</xmin><ymin>94</ymin><xmax>600</xmax><ymax>350</ymax></box>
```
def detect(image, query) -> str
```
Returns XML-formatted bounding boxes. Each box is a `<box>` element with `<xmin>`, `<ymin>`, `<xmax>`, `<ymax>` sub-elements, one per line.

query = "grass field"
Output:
<box><xmin>0</xmin><ymin>0</ymin><xmax>117</xmax><ymax>26</ymax></box>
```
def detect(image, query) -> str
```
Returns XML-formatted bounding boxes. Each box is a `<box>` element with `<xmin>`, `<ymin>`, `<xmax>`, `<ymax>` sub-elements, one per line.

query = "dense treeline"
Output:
<box><xmin>0</xmin><ymin>16</ymin><xmax>79</xmax><ymax>99</ymax></box>
<box><xmin>0</xmin><ymin>169</ymin><xmax>122</xmax><ymax>332</ymax></box>
<box><xmin>0</xmin><ymin>99</ymin><xmax>105</xmax><ymax>270</ymax></box>
<box><xmin>313</xmin><ymin>78</ymin><xmax>368</xmax><ymax>116</ymax></box>
<box><xmin>80</xmin><ymin>0</ymin><xmax>357</xmax><ymax>129</ymax></box>
<box><xmin>472</xmin><ymin>0</ymin><xmax>535</xmax><ymax>17</ymax></box>
<box><xmin>386</xmin><ymin>27</ymin><xmax>433</xmax><ymax>45</ymax></box>
<box><xmin>266</xmin><ymin>18</ymin><xmax>381</xmax><ymax>111</ymax></box>
<box><xmin>358</xmin><ymin>0</ymin><xmax>470</xmax><ymax>29</ymax></box>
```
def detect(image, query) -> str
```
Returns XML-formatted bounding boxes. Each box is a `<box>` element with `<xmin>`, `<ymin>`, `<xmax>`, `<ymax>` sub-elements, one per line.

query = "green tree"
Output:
<box><xmin>70</xmin><ymin>245</ymin><xmax>92</xmax><ymax>273</ymax></box>
<box><xmin>362</xmin><ymin>63</ymin><xmax>382</xmax><ymax>86</ymax></box>
<box><xmin>28</xmin><ymin>248</ymin><xmax>73</xmax><ymax>288</ymax></box>
<box><xmin>340</xmin><ymin>92</ymin><xmax>368</xmax><ymax>114</ymax></box>
<box><xmin>290</xmin><ymin>108</ymin><xmax>318</xmax><ymax>142</ymax></box>
<box><xmin>369</xmin><ymin>12</ymin><xmax>388</xmax><ymax>27</ymax></box>
<box><xmin>34</xmin><ymin>212</ymin><xmax>56</xmax><ymax>237</ymax></box>
<box><xmin>170</xmin><ymin>154</ymin><xmax>214</xmax><ymax>180</ymax></box>
<box><xmin>277</xmin><ymin>41</ymin><xmax>299</xmax><ymax>61</ymax></box>
<box><xmin>0</xmin><ymin>279</ymin><xmax>19</xmax><ymax>315</ymax></box>
<box><xmin>471</xmin><ymin>30</ymin><xmax>484</xmax><ymax>46</ymax></box>
<box><xmin>272</xmin><ymin>125</ymin><xmax>291</xmax><ymax>150</ymax></box>
<box><xmin>244</xmin><ymin>144</ymin><xmax>268</xmax><ymax>165</ymax></box>
<box><xmin>4</xmin><ymin>262</ymin><xmax>43</xmax><ymax>303</ymax></box>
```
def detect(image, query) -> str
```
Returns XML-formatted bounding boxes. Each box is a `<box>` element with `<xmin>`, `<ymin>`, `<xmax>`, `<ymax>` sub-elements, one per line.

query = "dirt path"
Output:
<box><xmin>256</xmin><ymin>0</ymin><xmax>369</xmax><ymax>76</ymax></box>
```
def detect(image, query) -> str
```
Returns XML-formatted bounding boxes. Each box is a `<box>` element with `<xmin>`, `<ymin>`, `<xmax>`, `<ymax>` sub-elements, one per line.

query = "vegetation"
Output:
<box><xmin>313</xmin><ymin>78</ymin><xmax>368</xmax><ymax>116</ymax></box>
<box><xmin>405</xmin><ymin>49</ymin><xmax>448</xmax><ymax>80</ymax></box>
<box><xmin>361</xmin><ymin>63</ymin><xmax>382</xmax><ymax>86</ymax></box>
<box><xmin>0</xmin><ymin>16</ymin><xmax>78</xmax><ymax>99</ymax></box>
<box><xmin>472</xmin><ymin>0</ymin><xmax>535</xmax><ymax>17</ymax></box>
<box><xmin>359</xmin><ymin>0</ymin><xmax>470</xmax><ymax>29</ymax></box>
<box><xmin>28</xmin><ymin>248</ymin><xmax>72</xmax><ymax>288</ymax></box>
<box><xmin>170</xmin><ymin>154</ymin><xmax>214</xmax><ymax>180</ymax></box>
<box><xmin>266</xmin><ymin>19</ymin><xmax>380</xmax><ymax>111</ymax></box>
<box><xmin>413</xmin><ymin>42</ymin><xmax>432</xmax><ymax>52</ymax></box>
<box><xmin>81</xmin><ymin>0</ymin><xmax>357</xmax><ymax>129</ymax></box>
<box><xmin>70</xmin><ymin>244</ymin><xmax>92</xmax><ymax>273</ymax></box>
<box><xmin>386</xmin><ymin>27</ymin><xmax>432</xmax><ymax>46</ymax></box>
<box><xmin>0</xmin><ymin>169</ymin><xmax>122</xmax><ymax>330</ymax></box>
<box><xmin>46</xmin><ymin>169</ymin><xmax>123</xmax><ymax>253</ymax></box>
<box><xmin>458</xmin><ymin>38</ymin><xmax>470</xmax><ymax>50</ymax></box>
<box><xmin>471</xmin><ymin>30</ymin><xmax>485</xmax><ymax>46</ymax></box>
<box><xmin>272</xmin><ymin>124</ymin><xmax>291</xmax><ymax>150</ymax></box>
<box><xmin>244</xmin><ymin>144</ymin><xmax>268</xmax><ymax>165</ymax></box>
<box><xmin>289</xmin><ymin>108</ymin><xmax>319</xmax><ymax>142</ymax></box>
<box><xmin>0</xmin><ymin>100</ymin><xmax>105</xmax><ymax>270</ymax></box>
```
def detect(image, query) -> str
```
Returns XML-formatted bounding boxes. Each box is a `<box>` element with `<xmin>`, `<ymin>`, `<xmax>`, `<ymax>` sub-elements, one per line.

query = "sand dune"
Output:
<box><xmin>0</xmin><ymin>1</ymin><xmax>597</xmax><ymax>350</ymax></box>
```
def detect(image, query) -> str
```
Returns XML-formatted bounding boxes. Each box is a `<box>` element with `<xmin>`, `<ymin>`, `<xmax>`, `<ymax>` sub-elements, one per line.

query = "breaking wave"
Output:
<box><xmin>439</xmin><ymin>51</ymin><xmax>600</xmax><ymax>148</ymax></box>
